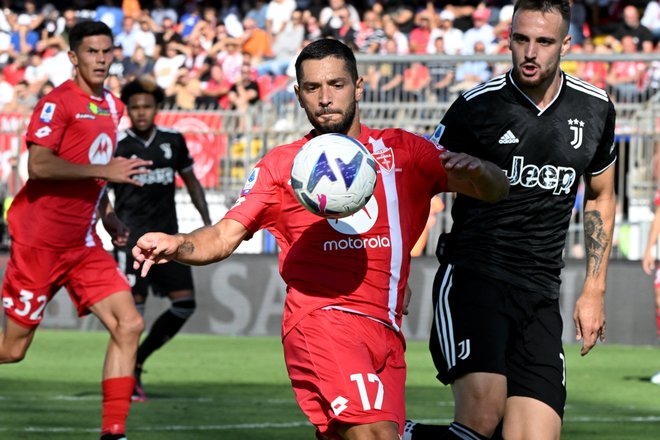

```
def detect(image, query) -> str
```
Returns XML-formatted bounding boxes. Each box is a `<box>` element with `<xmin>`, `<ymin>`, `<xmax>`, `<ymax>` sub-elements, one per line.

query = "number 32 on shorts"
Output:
<box><xmin>11</xmin><ymin>289</ymin><xmax>48</xmax><ymax>321</ymax></box>
<box><xmin>331</xmin><ymin>373</ymin><xmax>384</xmax><ymax>416</ymax></box>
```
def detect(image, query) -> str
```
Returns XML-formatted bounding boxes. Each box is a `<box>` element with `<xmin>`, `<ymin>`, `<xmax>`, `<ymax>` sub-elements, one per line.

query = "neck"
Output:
<box><xmin>133</xmin><ymin>126</ymin><xmax>155</xmax><ymax>141</ymax></box>
<box><xmin>514</xmin><ymin>69</ymin><xmax>562</xmax><ymax>109</ymax></box>
<box><xmin>75</xmin><ymin>76</ymin><xmax>104</xmax><ymax>98</ymax></box>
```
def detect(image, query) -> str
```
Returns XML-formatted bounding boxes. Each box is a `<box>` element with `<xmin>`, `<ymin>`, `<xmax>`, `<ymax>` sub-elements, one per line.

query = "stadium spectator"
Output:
<box><xmin>407</xmin><ymin>0</ymin><xmax>617</xmax><ymax>436</ymax></box>
<box><xmin>150</xmin><ymin>0</ymin><xmax>178</xmax><ymax>28</ymax></box>
<box><xmin>239</xmin><ymin>16</ymin><xmax>273</xmax><ymax>63</ymax></box>
<box><xmin>642</xmin><ymin>0</ymin><xmax>660</xmax><ymax>43</ymax></box>
<box><xmin>3</xmin><ymin>79</ymin><xmax>37</xmax><ymax>113</ymax></box>
<box><xmin>168</xmin><ymin>66</ymin><xmax>200</xmax><ymax>110</ymax></box>
<box><xmin>109</xmin><ymin>44</ymin><xmax>129</xmax><ymax>79</ymax></box>
<box><xmin>39</xmin><ymin>35</ymin><xmax>74</xmax><ymax>87</ymax></box>
<box><xmin>605</xmin><ymin>34</ymin><xmax>647</xmax><ymax>102</ymax></box>
<box><xmin>113</xmin><ymin>77</ymin><xmax>211</xmax><ymax>402</ymax></box>
<box><xmin>0</xmin><ymin>21</ymin><xmax>150</xmax><ymax>440</ymax></box>
<box><xmin>450</xmin><ymin>40</ymin><xmax>492</xmax><ymax>93</ymax></box>
<box><xmin>196</xmin><ymin>63</ymin><xmax>232</xmax><ymax>109</ymax></box>
<box><xmin>462</xmin><ymin>7</ymin><xmax>495</xmax><ymax>54</ymax></box>
<box><xmin>96</xmin><ymin>0</ymin><xmax>124</xmax><ymax>36</ymax></box>
<box><xmin>153</xmin><ymin>41</ymin><xmax>185</xmax><ymax>93</ymax></box>
<box><xmin>213</xmin><ymin>37</ymin><xmax>244</xmax><ymax>84</ymax></box>
<box><xmin>427</xmin><ymin>36</ymin><xmax>456</xmax><ymax>101</ymax></box>
<box><xmin>266</xmin><ymin>0</ymin><xmax>297</xmax><ymax>38</ymax></box>
<box><xmin>11</xmin><ymin>13</ymin><xmax>39</xmax><ymax>54</ymax></box>
<box><xmin>179</xmin><ymin>2</ymin><xmax>202</xmax><ymax>39</ymax></box>
<box><xmin>243</xmin><ymin>0</ymin><xmax>269</xmax><ymax>30</ymax></box>
<box><xmin>354</xmin><ymin>8</ymin><xmax>386</xmax><ymax>54</ymax></box>
<box><xmin>134</xmin><ymin>15</ymin><xmax>157</xmax><ymax>57</ymax></box>
<box><xmin>402</xmin><ymin>61</ymin><xmax>431</xmax><ymax>102</ymax></box>
<box><xmin>382</xmin><ymin>16</ymin><xmax>409</xmax><ymax>54</ymax></box>
<box><xmin>130</xmin><ymin>37</ymin><xmax>509</xmax><ymax>440</ymax></box>
<box><xmin>409</xmin><ymin>10</ymin><xmax>433</xmax><ymax>54</ymax></box>
<box><xmin>153</xmin><ymin>16</ymin><xmax>183</xmax><ymax>59</ymax></box>
<box><xmin>427</xmin><ymin>10</ymin><xmax>464</xmax><ymax>55</ymax></box>
<box><xmin>575</xmin><ymin>38</ymin><xmax>609</xmax><ymax>89</ymax></box>
<box><xmin>23</xmin><ymin>50</ymin><xmax>47</xmax><ymax>93</ymax></box>
<box><xmin>228</xmin><ymin>62</ymin><xmax>261</xmax><ymax>112</ymax></box>
<box><xmin>115</xmin><ymin>15</ymin><xmax>139</xmax><ymax>57</ymax></box>
<box><xmin>614</xmin><ymin>5</ymin><xmax>654</xmax><ymax>53</ymax></box>
<box><xmin>124</xmin><ymin>46</ymin><xmax>155</xmax><ymax>81</ymax></box>
<box><xmin>383</xmin><ymin>1</ymin><xmax>416</xmax><ymax>34</ymax></box>
<box><xmin>303</xmin><ymin>12</ymin><xmax>323</xmax><ymax>40</ymax></box>
<box><xmin>319</xmin><ymin>0</ymin><xmax>361</xmax><ymax>33</ymax></box>
<box><xmin>322</xmin><ymin>6</ymin><xmax>357</xmax><ymax>48</ymax></box>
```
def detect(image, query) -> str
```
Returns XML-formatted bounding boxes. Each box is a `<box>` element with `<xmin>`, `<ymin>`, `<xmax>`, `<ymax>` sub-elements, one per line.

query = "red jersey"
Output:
<box><xmin>225</xmin><ymin>125</ymin><xmax>449</xmax><ymax>337</ymax></box>
<box><xmin>9</xmin><ymin>80</ymin><xmax>124</xmax><ymax>249</ymax></box>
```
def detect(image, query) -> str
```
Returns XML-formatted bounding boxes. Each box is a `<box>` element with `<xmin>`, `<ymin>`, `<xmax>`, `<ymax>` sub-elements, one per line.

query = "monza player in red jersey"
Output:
<box><xmin>0</xmin><ymin>21</ymin><xmax>151</xmax><ymax>440</ymax></box>
<box><xmin>131</xmin><ymin>38</ymin><xmax>509</xmax><ymax>440</ymax></box>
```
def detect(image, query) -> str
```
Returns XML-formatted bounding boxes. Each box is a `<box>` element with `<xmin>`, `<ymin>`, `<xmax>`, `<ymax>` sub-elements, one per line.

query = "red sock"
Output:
<box><xmin>101</xmin><ymin>376</ymin><xmax>135</xmax><ymax>435</ymax></box>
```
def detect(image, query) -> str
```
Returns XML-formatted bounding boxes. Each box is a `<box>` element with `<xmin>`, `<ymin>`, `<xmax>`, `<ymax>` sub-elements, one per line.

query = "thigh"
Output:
<box><xmin>506</xmin><ymin>294</ymin><xmax>566</xmax><ymax>419</ymax></box>
<box><xmin>430</xmin><ymin>265</ymin><xmax>511</xmax><ymax>385</ymax></box>
<box><xmin>66</xmin><ymin>246</ymin><xmax>131</xmax><ymax>316</ymax></box>
<box><xmin>283</xmin><ymin>309</ymin><xmax>406</xmax><ymax>439</ymax></box>
<box><xmin>1</xmin><ymin>243</ymin><xmax>64</xmax><ymax>328</ymax></box>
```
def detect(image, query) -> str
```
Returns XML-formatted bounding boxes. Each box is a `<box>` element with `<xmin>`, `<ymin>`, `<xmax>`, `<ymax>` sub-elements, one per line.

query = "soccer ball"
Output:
<box><xmin>291</xmin><ymin>133</ymin><xmax>377</xmax><ymax>218</ymax></box>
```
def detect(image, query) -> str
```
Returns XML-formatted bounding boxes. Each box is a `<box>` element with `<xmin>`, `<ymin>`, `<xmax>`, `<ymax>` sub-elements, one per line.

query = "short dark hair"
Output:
<box><xmin>513</xmin><ymin>0</ymin><xmax>571</xmax><ymax>35</ymax></box>
<box><xmin>295</xmin><ymin>38</ymin><xmax>358</xmax><ymax>85</ymax></box>
<box><xmin>68</xmin><ymin>21</ymin><xmax>113</xmax><ymax>52</ymax></box>
<box><xmin>120</xmin><ymin>76</ymin><xmax>165</xmax><ymax>105</ymax></box>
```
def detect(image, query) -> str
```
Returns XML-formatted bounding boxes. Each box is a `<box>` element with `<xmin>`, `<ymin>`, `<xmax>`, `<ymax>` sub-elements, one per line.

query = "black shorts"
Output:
<box><xmin>429</xmin><ymin>263</ymin><xmax>567</xmax><ymax>418</ymax></box>
<box><xmin>114</xmin><ymin>247</ymin><xmax>194</xmax><ymax>298</ymax></box>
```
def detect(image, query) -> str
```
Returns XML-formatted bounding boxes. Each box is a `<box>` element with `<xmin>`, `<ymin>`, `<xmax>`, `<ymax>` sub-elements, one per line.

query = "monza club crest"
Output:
<box><xmin>372</xmin><ymin>147</ymin><xmax>394</xmax><ymax>173</ymax></box>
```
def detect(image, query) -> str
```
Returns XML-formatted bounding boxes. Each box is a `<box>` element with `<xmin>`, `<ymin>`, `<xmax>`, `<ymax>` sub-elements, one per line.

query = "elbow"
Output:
<box><xmin>27</xmin><ymin>160</ymin><xmax>46</xmax><ymax>180</ymax></box>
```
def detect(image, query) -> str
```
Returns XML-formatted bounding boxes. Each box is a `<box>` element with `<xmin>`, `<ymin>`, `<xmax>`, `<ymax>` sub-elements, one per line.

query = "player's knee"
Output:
<box><xmin>0</xmin><ymin>345</ymin><xmax>28</xmax><ymax>363</ymax></box>
<box><xmin>113</xmin><ymin>313</ymin><xmax>145</xmax><ymax>341</ymax></box>
<box><xmin>170</xmin><ymin>298</ymin><xmax>196</xmax><ymax>320</ymax></box>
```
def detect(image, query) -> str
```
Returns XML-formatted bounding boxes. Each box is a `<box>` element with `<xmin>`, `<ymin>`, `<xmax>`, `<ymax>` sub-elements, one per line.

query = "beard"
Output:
<box><xmin>306</xmin><ymin>99</ymin><xmax>357</xmax><ymax>135</ymax></box>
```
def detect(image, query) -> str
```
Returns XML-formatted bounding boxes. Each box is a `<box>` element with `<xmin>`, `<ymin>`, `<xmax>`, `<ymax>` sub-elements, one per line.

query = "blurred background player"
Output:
<box><xmin>113</xmin><ymin>76</ymin><xmax>212</xmax><ymax>401</ymax></box>
<box><xmin>641</xmin><ymin>185</ymin><xmax>660</xmax><ymax>385</ymax></box>
<box><xmin>130</xmin><ymin>38</ymin><xmax>509</xmax><ymax>440</ymax></box>
<box><xmin>0</xmin><ymin>21</ymin><xmax>151</xmax><ymax>440</ymax></box>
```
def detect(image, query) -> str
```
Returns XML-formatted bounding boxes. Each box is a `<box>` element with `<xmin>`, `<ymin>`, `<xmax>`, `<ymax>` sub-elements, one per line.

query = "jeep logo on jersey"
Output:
<box><xmin>505</xmin><ymin>156</ymin><xmax>576</xmax><ymax>195</ymax></box>
<box><xmin>308</xmin><ymin>150</ymin><xmax>363</xmax><ymax>193</ymax></box>
<box><xmin>568</xmin><ymin>119</ymin><xmax>584</xmax><ymax>149</ymax></box>
<box><xmin>326</xmin><ymin>196</ymin><xmax>379</xmax><ymax>235</ymax></box>
<box><xmin>89</xmin><ymin>133</ymin><xmax>113</xmax><ymax>164</ymax></box>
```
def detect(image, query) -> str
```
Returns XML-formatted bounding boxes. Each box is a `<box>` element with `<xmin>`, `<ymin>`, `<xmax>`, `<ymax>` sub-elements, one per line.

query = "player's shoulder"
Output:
<box><xmin>460</xmin><ymin>73</ymin><xmax>508</xmax><ymax>103</ymax></box>
<box><xmin>154</xmin><ymin>126</ymin><xmax>185</xmax><ymax>143</ymax></box>
<box><xmin>368</xmin><ymin>126</ymin><xmax>436</xmax><ymax>149</ymax></box>
<box><xmin>563</xmin><ymin>72</ymin><xmax>610</xmax><ymax>104</ymax></box>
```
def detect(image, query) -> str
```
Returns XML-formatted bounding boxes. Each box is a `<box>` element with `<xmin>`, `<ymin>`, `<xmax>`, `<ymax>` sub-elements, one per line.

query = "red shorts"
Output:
<box><xmin>1</xmin><ymin>242</ymin><xmax>130</xmax><ymax>328</ymax></box>
<box><xmin>282</xmin><ymin>308</ymin><xmax>406</xmax><ymax>439</ymax></box>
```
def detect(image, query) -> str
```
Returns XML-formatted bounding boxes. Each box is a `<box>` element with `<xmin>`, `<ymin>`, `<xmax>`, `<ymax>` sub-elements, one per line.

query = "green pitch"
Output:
<box><xmin>0</xmin><ymin>330</ymin><xmax>658</xmax><ymax>439</ymax></box>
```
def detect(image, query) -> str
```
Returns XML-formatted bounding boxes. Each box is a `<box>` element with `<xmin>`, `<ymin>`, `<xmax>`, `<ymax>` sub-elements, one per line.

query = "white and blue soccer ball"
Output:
<box><xmin>291</xmin><ymin>133</ymin><xmax>377</xmax><ymax>218</ymax></box>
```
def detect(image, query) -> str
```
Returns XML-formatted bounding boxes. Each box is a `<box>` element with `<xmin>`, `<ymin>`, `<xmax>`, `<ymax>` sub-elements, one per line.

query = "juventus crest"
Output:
<box><xmin>568</xmin><ymin>119</ymin><xmax>584</xmax><ymax>149</ymax></box>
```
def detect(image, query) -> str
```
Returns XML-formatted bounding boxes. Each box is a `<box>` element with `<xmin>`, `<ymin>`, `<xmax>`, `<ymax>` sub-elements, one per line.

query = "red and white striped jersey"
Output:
<box><xmin>225</xmin><ymin>125</ymin><xmax>449</xmax><ymax>337</ymax></box>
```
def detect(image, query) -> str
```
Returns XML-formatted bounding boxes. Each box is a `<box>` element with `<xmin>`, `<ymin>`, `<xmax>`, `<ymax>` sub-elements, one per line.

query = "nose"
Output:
<box><xmin>319</xmin><ymin>85</ymin><xmax>332</xmax><ymax>107</ymax></box>
<box><xmin>524</xmin><ymin>42</ymin><xmax>536</xmax><ymax>59</ymax></box>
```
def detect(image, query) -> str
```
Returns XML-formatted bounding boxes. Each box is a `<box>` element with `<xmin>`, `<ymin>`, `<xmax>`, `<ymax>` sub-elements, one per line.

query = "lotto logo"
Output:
<box><xmin>35</xmin><ymin>126</ymin><xmax>52</xmax><ymax>138</ymax></box>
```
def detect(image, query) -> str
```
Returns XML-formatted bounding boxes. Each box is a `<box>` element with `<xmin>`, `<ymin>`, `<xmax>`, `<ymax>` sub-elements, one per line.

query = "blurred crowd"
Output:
<box><xmin>0</xmin><ymin>0</ymin><xmax>659</xmax><ymax>113</ymax></box>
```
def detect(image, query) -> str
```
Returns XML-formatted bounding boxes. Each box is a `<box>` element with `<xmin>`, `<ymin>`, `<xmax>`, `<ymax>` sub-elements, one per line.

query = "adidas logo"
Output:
<box><xmin>498</xmin><ymin>130</ymin><xmax>519</xmax><ymax>144</ymax></box>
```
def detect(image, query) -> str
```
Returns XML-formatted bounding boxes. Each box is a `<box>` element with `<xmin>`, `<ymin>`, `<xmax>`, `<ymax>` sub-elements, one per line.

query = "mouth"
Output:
<box><xmin>521</xmin><ymin>63</ymin><xmax>538</xmax><ymax>76</ymax></box>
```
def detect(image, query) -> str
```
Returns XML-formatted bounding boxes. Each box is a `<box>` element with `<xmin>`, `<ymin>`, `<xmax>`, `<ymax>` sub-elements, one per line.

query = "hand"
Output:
<box><xmin>440</xmin><ymin>151</ymin><xmax>486</xmax><ymax>182</ymax></box>
<box><xmin>642</xmin><ymin>252</ymin><xmax>656</xmax><ymax>276</ymax></box>
<box><xmin>102</xmin><ymin>212</ymin><xmax>130</xmax><ymax>246</ymax></box>
<box><xmin>132</xmin><ymin>232</ymin><xmax>182</xmax><ymax>277</ymax></box>
<box><xmin>104</xmin><ymin>157</ymin><xmax>152</xmax><ymax>185</ymax></box>
<box><xmin>402</xmin><ymin>284</ymin><xmax>412</xmax><ymax>316</ymax></box>
<box><xmin>573</xmin><ymin>289</ymin><xmax>606</xmax><ymax>356</ymax></box>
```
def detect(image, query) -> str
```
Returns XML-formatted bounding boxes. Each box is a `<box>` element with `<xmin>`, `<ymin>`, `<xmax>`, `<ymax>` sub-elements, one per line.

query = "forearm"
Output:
<box><xmin>189</xmin><ymin>186</ymin><xmax>212</xmax><ymax>225</ymax></box>
<box><xmin>29</xmin><ymin>149</ymin><xmax>109</xmax><ymax>180</ymax></box>
<box><xmin>582</xmin><ymin>192</ymin><xmax>616</xmax><ymax>292</ymax></box>
<box><xmin>470</xmin><ymin>161</ymin><xmax>509</xmax><ymax>202</ymax></box>
<box><xmin>174</xmin><ymin>219</ymin><xmax>246</xmax><ymax>265</ymax></box>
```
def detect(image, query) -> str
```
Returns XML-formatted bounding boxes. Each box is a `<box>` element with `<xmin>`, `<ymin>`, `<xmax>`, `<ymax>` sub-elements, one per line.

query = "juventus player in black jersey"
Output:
<box><xmin>113</xmin><ymin>77</ymin><xmax>212</xmax><ymax>402</ymax></box>
<box><xmin>405</xmin><ymin>1</ymin><xmax>617</xmax><ymax>439</ymax></box>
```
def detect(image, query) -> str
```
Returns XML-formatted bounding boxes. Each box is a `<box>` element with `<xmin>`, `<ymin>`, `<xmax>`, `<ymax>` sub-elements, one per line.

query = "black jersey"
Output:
<box><xmin>112</xmin><ymin>127</ymin><xmax>194</xmax><ymax>244</ymax></box>
<box><xmin>433</xmin><ymin>71</ymin><xmax>617</xmax><ymax>298</ymax></box>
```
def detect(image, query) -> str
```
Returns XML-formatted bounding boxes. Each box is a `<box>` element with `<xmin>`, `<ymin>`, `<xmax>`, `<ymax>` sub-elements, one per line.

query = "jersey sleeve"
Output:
<box><xmin>432</xmin><ymin>97</ymin><xmax>481</xmax><ymax>156</ymax></box>
<box><xmin>174</xmin><ymin>132</ymin><xmax>194</xmax><ymax>172</ymax></box>
<box><xmin>586</xmin><ymin>100</ymin><xmax>617</xmax><ymax>175</ymax></box>
<box><xmin>25</xmin><ymin>94</ymin><xmax>70</xmax><ymax>153</ymax></box>
<box><xmin>411</xmin><ymin>133</ymin><xmax>449</xmax><ymax>195</ymax></box>
<box><xmin>224</xmin><ymin>152</ymin><xmax>284</xmax><ymax>234</ymax></box>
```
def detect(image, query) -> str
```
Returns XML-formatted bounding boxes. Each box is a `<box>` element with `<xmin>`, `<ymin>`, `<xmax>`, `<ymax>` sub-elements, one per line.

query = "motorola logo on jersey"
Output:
<box><xmin>323</xmin><ymin>197</ymin><xmax>390</xmax><ymax>251</ymax></box>
<box><xmin>89</xmin><ymin>133</ymin><xmax>114</xmax><ymax>164</ymax></box>
<box><xmin>505</xmin><ymin>156</ymin><xmax>576</xmax><ymax>195</ymax></box>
